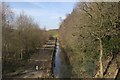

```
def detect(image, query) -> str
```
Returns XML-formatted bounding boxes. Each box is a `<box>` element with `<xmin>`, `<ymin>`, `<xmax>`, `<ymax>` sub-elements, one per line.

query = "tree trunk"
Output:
<box><xmin>99</xmin><ymin>38</ymin><xmax>103</xmax><ymax>78</ymax></box>
<box><xmin>20</xmin><ymin>49</ymin><xmax>22</xmax><ymax>60</ymax></box>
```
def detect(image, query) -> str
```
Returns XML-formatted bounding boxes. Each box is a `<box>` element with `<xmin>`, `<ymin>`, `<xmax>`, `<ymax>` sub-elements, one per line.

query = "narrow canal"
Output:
<box><xmin>53</xmin><ymin>43</ymin><xmax>72</xmax><ymax>78</ymax></box>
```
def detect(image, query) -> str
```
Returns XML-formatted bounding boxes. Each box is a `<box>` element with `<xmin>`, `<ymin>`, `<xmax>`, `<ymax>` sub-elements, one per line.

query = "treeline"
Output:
<box><xmin>1</xmin><ymin>3</ymin><xmax>49</xmax><ymax>74</ymax></box>
<box><xmin>59</xmin><ymin>2</ymin><xmax>120</xmax><ymax>78</ymax></box>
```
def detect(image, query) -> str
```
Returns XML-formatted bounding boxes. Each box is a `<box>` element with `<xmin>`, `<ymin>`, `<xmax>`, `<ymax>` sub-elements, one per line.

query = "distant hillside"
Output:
<box><xmin>47</xmin><ymin>29</ymin><xmax>58</xmax><ymax>37</ymax></box>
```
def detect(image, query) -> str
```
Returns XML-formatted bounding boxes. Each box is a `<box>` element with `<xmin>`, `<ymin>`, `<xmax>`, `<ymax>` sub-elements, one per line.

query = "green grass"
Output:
<box><xmin>47</xmin><ymin>29</ymin><xmax>58</xmax><ymax>37</ymax></box>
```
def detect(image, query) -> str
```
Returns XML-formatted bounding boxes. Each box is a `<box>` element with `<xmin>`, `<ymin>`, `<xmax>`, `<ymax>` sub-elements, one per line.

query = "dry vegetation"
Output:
<box><xmin>1</xmin><ymin>2</ymin><xmax>120</xmax><ymax>78</ymax></box>
<box><xmin>59</xmin><ymin>2</ymin><xmax>120</xmax><ymax>78</ymax></box>
<box><xmin>1</xmin><ymin>2</ymin><xmax>50</xmax><ymax>76</ymax></box>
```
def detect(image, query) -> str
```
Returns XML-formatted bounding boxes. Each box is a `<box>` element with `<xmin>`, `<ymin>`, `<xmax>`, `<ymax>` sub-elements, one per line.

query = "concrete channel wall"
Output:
<box><xmin>29</xmin><ymin>38</ymin><xmax>57</xmax><ymax>78</ymax></box>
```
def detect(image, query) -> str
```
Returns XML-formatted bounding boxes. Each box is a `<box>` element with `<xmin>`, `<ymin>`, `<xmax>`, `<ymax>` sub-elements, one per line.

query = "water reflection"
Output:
<box><xmin>54</xmin><ymin>44</ymin><xmax>71</xmax><ymax>78</ymax></box>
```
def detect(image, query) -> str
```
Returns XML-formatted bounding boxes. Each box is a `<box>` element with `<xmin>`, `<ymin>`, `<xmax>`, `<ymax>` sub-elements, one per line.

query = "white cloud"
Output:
<box><xmin>11</xmin><ymin>8</ymin><xmax>66</xmax><ymax>30</ymax></box>
<box><xmin>12</xmin><ymin>8</ymin><xmax>65</xmax><ymax>19</ymax></box>
<box><xmin>9</xmin><ymin>2</ymin><xmax>74</xmax><ymax>30</ymax></box>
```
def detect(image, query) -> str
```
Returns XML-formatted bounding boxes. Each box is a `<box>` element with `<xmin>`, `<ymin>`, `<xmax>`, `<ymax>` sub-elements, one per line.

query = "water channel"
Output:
<box><xmin>53</xmin><ymin>43</ymin><xmax>72</xmax><ymax>78</ymax></box>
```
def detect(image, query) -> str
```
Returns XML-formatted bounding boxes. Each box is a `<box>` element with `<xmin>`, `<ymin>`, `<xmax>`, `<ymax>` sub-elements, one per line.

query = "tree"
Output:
<box><xmin>2</xmin><ymin>3</ymin><xmax>50</xmax><ymax>75</ymax></box>
<box><xmin>59</xmin><ymin>2</ymin><xmax>119</xmax><ymax>78</ymax></box>
<box><xmin>1</xmin><ymin>2</ymin><xmax>14</xmax><ymax>60</ymax></box>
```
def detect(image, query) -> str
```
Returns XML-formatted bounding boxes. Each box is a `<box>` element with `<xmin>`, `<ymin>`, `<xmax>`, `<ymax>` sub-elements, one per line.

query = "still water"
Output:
<box><xmin>53</xmin><ymin>44</ymin><xmax>72</xmax><ymax>78</ymax></box>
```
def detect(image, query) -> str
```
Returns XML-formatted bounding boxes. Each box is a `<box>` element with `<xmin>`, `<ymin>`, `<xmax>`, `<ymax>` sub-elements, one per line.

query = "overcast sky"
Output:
<box><xmin>9</xmin><ymin>2</ymin><xmax>75</xmax><ymax>30</ymax></box>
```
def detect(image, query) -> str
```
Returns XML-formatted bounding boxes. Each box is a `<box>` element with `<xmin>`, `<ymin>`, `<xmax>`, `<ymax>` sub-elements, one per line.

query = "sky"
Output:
<box><xmin>9</xmin><ymin>2</ymin><xmax>76</xmax><ymax>30</ymax></box>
